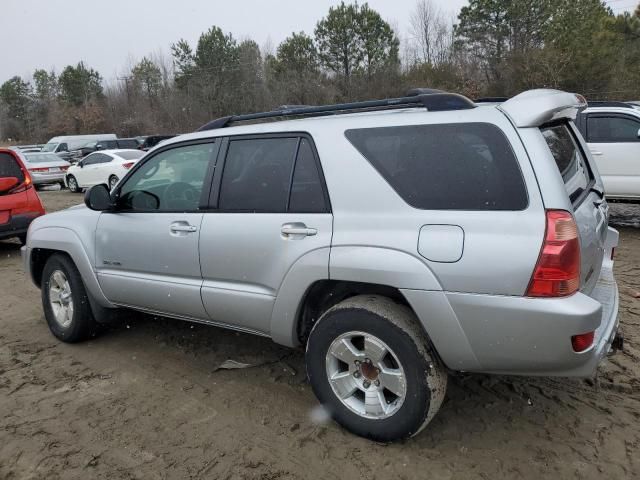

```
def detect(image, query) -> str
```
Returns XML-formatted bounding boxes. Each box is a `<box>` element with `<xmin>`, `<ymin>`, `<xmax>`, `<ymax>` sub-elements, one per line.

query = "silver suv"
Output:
<box><xmin>23</xmin><ymin>89</ymin><xmax>621</xmax><ymax>441</ymax></box>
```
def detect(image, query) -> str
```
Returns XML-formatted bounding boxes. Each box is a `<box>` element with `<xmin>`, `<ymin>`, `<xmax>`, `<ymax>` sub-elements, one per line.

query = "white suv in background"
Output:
<box><xmin>576</xmin><ymin>102</ymin><xmax>640</xmax><ymax>200</ymax></box>
<box><xmin>65</xmin><ymin>149</ymin><xmax>145</xmax><ymax>192</ymax></box>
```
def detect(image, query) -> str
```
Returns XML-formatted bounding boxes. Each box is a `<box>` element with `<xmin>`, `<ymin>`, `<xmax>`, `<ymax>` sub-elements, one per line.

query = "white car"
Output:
<box><xmin>65</xmin><ymin>149</ymin><xmax>145</xmax><ymax>192</ymax></box>
<box><xmin>576</xmin><ymin>104</ymin><xmax>640</xmax><ymax>200</ymax></box>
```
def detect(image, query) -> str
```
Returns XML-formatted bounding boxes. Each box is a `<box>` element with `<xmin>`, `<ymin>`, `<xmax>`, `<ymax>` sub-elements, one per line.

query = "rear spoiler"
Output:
<box><xmin>498</xmin><ymin>89</ymin><xmax>587</xmax><ymax>128</ymax></box>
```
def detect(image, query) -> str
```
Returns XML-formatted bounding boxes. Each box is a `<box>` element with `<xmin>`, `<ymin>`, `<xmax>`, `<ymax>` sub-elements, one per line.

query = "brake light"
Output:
<box><xmin>122</xmin><ymin>162</ymin><xmax>135</xmax><ymax>169</ymax></box>
<box><xmin>29</xmin><ymin>167</ymin><xmax>49</xmax><ymax>173</ymax></box>
<box><xmin>61</xmin><ymin>166</ymin><xmax>69</xmax><ymax>171</ymax></box>
<box><xmin>571</xmin><ymin>331</ymin><xmax>594</xmax><ymax>352</ymax></box>
<box><xmin>526</xmin><ymin>210</ymin><xmax>581</xmax><ymax>297</ymax></box>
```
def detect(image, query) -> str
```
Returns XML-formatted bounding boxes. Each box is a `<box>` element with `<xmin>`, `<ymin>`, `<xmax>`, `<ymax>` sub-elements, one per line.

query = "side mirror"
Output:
<box><xmin>0</xmin><ymin>177</ymin><xmax>19</xmax><ymax>193</ymax></box>
<box><xmin>84</xmin><ymin>184</ymin><xmax>113</xmax><ymax>211</ymax></box>
<box><xmin>78</xmin><ymin>161</ymin><xmax>84</xmax><ymax>168</ymax></box>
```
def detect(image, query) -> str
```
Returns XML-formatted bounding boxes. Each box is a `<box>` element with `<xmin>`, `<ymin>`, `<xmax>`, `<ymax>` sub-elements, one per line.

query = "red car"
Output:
<box><xmin>0</xmin><ymin>148</ymin><xmax>45</xmax><ymax>244</ymax></box>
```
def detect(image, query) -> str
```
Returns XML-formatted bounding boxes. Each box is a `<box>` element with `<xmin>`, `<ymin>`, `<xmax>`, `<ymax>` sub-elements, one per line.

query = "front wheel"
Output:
<box><xmin>306</xmin><ymin>295</ymin><xmax>447</xmax><ymax>442</ymax></box>
<box><xmin>41</xmin><ymin>254</ymin><xmax>98</xmax><ymax>342</ymax></box>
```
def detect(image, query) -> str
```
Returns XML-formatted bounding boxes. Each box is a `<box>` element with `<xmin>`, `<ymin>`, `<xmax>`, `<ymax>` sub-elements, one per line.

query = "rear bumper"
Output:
<box><xmin>404</xmin><ymin>227</ymin><xmax>620</xmax><ymax>378</ymax></box>
<box><xmin>0</xmin><ymin>214</ymin><xmax>36</xmax><ymax>240</ymax></box>
<box><xmin>31</xmin><ymin>172</ymin><xmax>65</xmax><ymax>185</ymax></box>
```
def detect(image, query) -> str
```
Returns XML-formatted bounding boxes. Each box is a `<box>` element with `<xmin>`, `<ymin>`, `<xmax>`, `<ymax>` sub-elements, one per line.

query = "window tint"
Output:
<box><xmin>0</xmin><ymin>152</ymin><xmax>25</xmax><ymax>181</ymax></box>
<box><xmin>289</xmin><ymin>139</ymin><xmax>327</xmax><ymax>213</ymax></box>
<box><xmin>84</xmin><ymin>153</ymin><xmax>110</xmax><ymax>165</ymax></box>
<box><xmin>587</xmin><ymin>115</ymin><xmax>640</xmax><ymax>142</ymax></box>
<box><xmin>219</xmin><ymin>138</ymin><xmax>298</xmax><ymax>212</ymax></box>
<box><xmin>119</xmin><ymin>142</ymin><xmax>215</xmax><ymax>211</ymax></box>
<box><xmin>118</xmin><ymin>139</ymin><xmax>139</xmax><ymax>149</ymax></box>
<box><xmin>345</xmin><ymin>123</ymin><xmax>527</xmax><ymax>210</ymax></box>
<box><xmin>541</xmin><ymin>124</ymin><xmax>592</xmax><ymax>203</ymax></box>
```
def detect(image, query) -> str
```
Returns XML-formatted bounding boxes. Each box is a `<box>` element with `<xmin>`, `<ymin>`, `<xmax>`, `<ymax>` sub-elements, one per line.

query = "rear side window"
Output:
<box><xmin>0</xmin><ymin>152</ymin><xmax>25</xmax><ymax>182</ymax></box>
<box><xmin>587</xmin><ymin>115</ymin><xmax>640</xmax><ymax>143</ymax></box>
<box><xmin>541</xmin><ymin>124</ymin><xmax>592</xmax><ymax>203</ymax></box>
<box><xmin>289</xmin><ymin>139</ymin><xmax>327</xmax><ymax>213</ymax></box>
<box><xmin>345</xmin><ymin>123</ymin><xmax>527</xmax><ymax>210</ymax></box>
<box><xmin>219</xmin><ymin>138</ymin><xmax>298</xmax><ymax>212</ymax></box>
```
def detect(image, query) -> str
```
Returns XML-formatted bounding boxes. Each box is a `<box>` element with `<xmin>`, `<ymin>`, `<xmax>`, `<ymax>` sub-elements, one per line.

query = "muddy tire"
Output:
<box><xmin>306</xmin><ymin>295</ymin><xmax>447</xmax><ymax>442</ymax></box>
<box><xmin>41</xmin><ymin>254</ymin><xmax>98</xmax><ymax>343</ymax></box>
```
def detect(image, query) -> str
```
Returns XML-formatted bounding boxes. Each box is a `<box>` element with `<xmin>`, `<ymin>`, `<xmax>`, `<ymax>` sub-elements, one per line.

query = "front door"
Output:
<box><xmin>199</xmin><ymin>135</ymin><xmax>333</xmax><ymax>334</ymax></box>
<box><xmin>95</xmin><ymin>140</ymin><xmax>218</xmax><ymax>319</ymax></box>
<box><xmin>585</xmin><ymin>112</ymin><xmax>640</xmax><ymax>198</ymax></box>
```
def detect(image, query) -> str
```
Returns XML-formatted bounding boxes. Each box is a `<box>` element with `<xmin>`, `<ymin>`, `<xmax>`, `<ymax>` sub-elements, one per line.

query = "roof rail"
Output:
<box><xmin>196</xmin><ymin>92</ymin><xmax>475</xmax><ymax>131</ymax></box>
<box><xmin>586</xmin><ymin>101</ymin><xmax>634</xmax><ymax>109</ymax></box>
<box><xmin>474</xmin><ymin>97</ymin><xmax>509</xmax><ymax>103</ymax></box>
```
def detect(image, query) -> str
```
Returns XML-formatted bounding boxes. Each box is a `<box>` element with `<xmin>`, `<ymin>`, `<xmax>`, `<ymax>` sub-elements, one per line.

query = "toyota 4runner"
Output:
<box><xmin>23</xmin><ymin>89</ymin><xmax>621</xmax><ymax>441</ymax></box>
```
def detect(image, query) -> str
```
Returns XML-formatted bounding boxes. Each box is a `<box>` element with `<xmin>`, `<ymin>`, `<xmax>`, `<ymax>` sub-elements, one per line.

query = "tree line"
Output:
<box><xmin>1</xmin><ymin>0</ymin><xmax>639</xmax><ymax>142</ymax></box>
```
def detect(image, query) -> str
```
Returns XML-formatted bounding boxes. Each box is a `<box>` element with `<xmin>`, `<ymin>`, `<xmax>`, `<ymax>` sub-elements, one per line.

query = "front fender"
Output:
<box><xmin>26</xmin><ymin>226</ymin><xmax>114</xmax><ymax>308</ymax></box>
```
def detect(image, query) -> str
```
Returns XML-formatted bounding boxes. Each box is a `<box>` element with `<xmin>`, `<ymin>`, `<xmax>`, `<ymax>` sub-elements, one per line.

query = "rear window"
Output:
<box><xmin>541</xmin><ymin>124</ymin><xmax>592</xmax><ymax>203</ymax></box>
<box><xmin>0</xmin><ymin>152</ymin><xmax>25</xmax><ymax>181</ymax></box>
<box><xmin>345</xmin><ymin>123</ymin><xmax>528</xmax><ymax>210</ymax></box>
<box><xmin>117</xmin><ymin>151</ymin><xmax>144</xmax><ymax>160</ymax></box>
<box><xmin>118</xmin><ymin>140</ymin><xmax>140</xmax><ymax>149</ymax></box>
<box><xmin>24</xmin><ymin>153</ymin><xmax>61</xmax><ymax>163</ymax></box>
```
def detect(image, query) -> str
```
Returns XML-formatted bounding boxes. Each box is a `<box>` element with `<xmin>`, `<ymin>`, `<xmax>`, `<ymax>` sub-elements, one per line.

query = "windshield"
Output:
<box><xmin>24</xmin><ymin>153</ymin><xmax>62</xmax><ymax>163</ymax></box>
<box><xmin>117</xmin><ymin>151</ymin><xmax>144</xmax><ymax>160</ymax></box>
<box><xmin>41</xmin><ymin>143</ymin><xmax>58</xmax><ymax>153</ymax></box>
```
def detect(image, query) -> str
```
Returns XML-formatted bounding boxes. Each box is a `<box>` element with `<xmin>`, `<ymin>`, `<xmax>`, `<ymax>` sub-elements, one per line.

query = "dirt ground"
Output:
<box><xmin>1</xmin><ymin>188</ymin><xmax>639</xmax><ymax>480</ymax></box>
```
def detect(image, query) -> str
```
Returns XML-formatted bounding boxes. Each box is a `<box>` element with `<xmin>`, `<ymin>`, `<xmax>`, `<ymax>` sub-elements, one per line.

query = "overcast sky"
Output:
<box><xmin>2</xmin><ymin>0</ymin><xmax>637</xmax><ymax>85</ymax></box>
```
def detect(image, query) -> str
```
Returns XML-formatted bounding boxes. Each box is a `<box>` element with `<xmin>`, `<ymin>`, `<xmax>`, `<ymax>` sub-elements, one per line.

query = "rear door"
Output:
<box><xmin>198</xmin><ymin>135</ymin><xmax>332</xmax><ymax>334</ymax></box>
<box><xmin>584</xmin><ymin>113</ymin><xmax>640</xmax><ymax>198</ymax></box>
<box><xmin>541</xmin><ymin>122</ymin><xmax>606</xmax><ymax>294</ymax></box>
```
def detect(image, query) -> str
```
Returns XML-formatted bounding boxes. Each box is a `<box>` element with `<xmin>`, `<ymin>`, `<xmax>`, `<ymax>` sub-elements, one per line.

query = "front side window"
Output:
<box><xmin>345</xmin><ymin>123</ymin><xmax>528</xmax><ymax>210</ymax></box>
<box><xmin>542</xmin><ymin>123</ymin><xmax>592</xmax><ymax>203</ymax></box>
<box><xmin>587</xmin><ymin>115</ymin><xmax>640</xmax><ymax>143</ymax></box>
<box><xmin>218</xmin><ymin>138</ymin><xmax>299</xmax><ymax>212</ymax></box>
<box><xmin>118</xmin><ymin>142</ymin><xmax>215</xmax><ymax>211</ymax></box>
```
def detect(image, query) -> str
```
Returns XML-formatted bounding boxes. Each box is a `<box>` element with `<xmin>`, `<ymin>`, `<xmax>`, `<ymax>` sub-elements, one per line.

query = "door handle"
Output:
<box><xmin>590</xmin><ymin>150</ymin><xmax>603</xmax><ymax>156</ymax></box>
<box><xmin>170</xmin><ymin>223</ymin><xmax>197</xmax><ymax>233</ymax></box>
<box><xmin>281</xmin><ymin>223</ymin><xmax>317</xmax><ymax>237</ymax></box>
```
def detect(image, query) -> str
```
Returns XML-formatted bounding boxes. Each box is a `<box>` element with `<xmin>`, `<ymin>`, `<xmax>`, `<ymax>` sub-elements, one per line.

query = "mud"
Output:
<box><xmin>1</xmin><ymin>190</ymin><xmax>639</xmax><ymax>479</ymax></box>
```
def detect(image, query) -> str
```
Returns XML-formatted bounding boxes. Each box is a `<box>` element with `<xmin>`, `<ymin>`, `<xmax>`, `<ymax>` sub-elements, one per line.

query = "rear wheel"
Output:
<box><xmin>109</xmin><ymin>175</ymin><xmax>119</xmax><ymax>190</ymax></box>
<box><xmin>41</xmin><ymin>254</ymin><xmax>98</xmax><ymax>342</ymax></box>
<box><xmin>67</xmin><ymin>175</ymin><xmax>80</xmax><ymax>193</ymax></box>
<box><xmin>306</xmin><ymin>295</ymin><xmax>447</xmax><ymax>442</ymax></box>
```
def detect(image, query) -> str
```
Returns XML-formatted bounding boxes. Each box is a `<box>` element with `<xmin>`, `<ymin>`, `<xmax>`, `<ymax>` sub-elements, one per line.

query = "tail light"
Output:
<box><xmin>122</xmin><ymin>162</ymin><xmax>135</xmax><ymax>169</ymax></box>
<box><xmin>30</xmin><ymin>167</ymin><xmax>49</xmax><ymax>173</ymax></box>
<box><xmin>61</xmin><ymin>166</ymin><xmax>69</xmax><ymax>171</ymax></box>
<box><xmin>526</xmin><ymin>210</ymin><xmax>581</xmax><ymax>297</ymax></box>
<box><xmin>571</xmin><ymin>331</ymin><xmax>594</xmax><ymax>352</ymax></box>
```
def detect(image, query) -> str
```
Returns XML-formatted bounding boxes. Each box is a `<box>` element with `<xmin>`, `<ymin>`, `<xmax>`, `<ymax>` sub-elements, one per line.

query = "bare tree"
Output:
<box><xmin>409</xmin><ymin>0</ymin><xmax>453</xmax><ymax>66</ymax></box>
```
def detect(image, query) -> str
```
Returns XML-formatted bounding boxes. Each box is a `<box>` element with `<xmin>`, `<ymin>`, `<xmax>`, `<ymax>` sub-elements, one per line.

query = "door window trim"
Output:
<box><xmin>586</xmin><ymin>113</ymin><xmax>640</xmax><ymax>143</ymax></box>
<box><xmin>206</xmin><ymin>132</ymin><xmax>332</xmax><ymax>213</ymax></box>
<box><xmin>110</xmin><ymin>138</ymin><xmax>220</xmax><ymax>214</ymax></box>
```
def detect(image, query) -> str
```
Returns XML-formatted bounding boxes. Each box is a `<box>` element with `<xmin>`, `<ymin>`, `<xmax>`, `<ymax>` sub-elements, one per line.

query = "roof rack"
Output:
<box><xmin>586</xmin><ymin>101</ymin><xmax>634</xmax><ymax>109</ymax></box>
<box><xmin>196</xmin><ymin>92</ymin><xmax>475</xmax><ymax>131</ymax></box>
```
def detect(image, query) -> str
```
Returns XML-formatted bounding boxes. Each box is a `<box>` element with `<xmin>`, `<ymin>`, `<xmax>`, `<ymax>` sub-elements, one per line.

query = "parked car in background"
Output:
<box><xmin>576</xmin><ymin>102</ymin><xmax>640</xmax><ymax>200</ymax></box>
<box><xmin>0</xmin><ymin>149</ymin><xmax>45</xmax><ymax>244</ymax></box>
<box><xmin>137</xmin><ymin>135</ymin><xmax>175</xmax><ymax>151</ymax></box>
<box><xmin>65</xmin><ymin>149</ymin><xmax>145</xmax><ymax>192</ymax></box>
<box><xmin>70</xmin><ymin>138</ymin><xmax>143</xmax><ymax>162</ymax></box>
<box><xmin>16</xmin><ymin>144</ymin><xmax>44</xmax><ymax>153</ymax></box>
<box><xmin>42</xmin><ymin>134</ymin><xmax>117</xmax><ymax>161</ymax></box>
<box><xmin>10</xmin><ymin>149</ymin><xmax>70</xmax><ymax>189</ymax></box>
<box><xmin>24</xmin><ymin>89</ymin><xmax>620</xmax><ymax>441</ymax></box>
